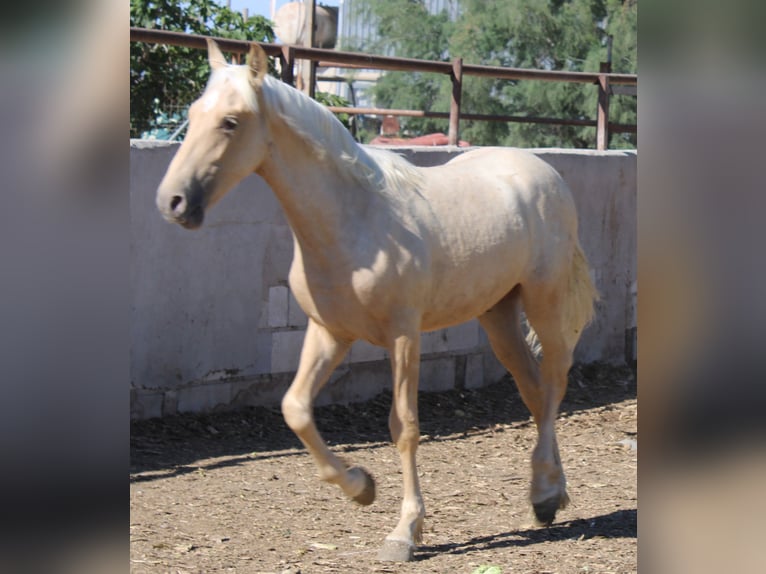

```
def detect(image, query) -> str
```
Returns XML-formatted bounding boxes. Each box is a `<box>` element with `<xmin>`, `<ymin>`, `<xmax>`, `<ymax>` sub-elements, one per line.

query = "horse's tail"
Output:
<box><xmin>525</xmin><ymin>238</ymin><xmax>599</xmax><ymax>357</ymax></box>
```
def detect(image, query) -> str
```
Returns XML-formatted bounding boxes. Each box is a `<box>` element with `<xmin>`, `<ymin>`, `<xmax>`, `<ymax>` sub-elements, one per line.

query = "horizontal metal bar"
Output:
<box><xmin>130</xmin><ymin>27</ymin><xmax>282</xmax><ymax>57</ymax></box>
<box><xmin>327</xmin><ymin>106</ymin><xmax>637</xmax><ymax>133</ymax></box>
<box><xmin>463</xmin><ymin>63</ymin><xmax>637</xmax><ymax>85</ymax></box>
<box><xmin>328</xmin><ymin>106</ymin><xmax>591</xmax><ymax>126</ymax></box>
<box><xmin>130</xmin><ymin>28</ymin><xmax>638</xmax><ymax>86</ymax></box>
<box><xmin>609</xmin><ymin>122</ymin><xmax>637</xmax><ymax>134</ymax></box>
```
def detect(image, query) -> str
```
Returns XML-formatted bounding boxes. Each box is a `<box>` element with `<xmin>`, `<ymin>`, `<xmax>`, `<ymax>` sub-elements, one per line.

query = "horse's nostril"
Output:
<box><xmin>170</xmin><ymin>195</ymin><xmax>184</xmax><ymax>212</ymax></box>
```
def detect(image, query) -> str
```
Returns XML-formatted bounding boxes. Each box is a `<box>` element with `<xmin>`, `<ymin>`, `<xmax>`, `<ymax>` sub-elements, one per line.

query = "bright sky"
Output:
<box><xmin>227</xmin><ymin>0</ymin><xmax>341</xmax><ymax>21</ymax></box>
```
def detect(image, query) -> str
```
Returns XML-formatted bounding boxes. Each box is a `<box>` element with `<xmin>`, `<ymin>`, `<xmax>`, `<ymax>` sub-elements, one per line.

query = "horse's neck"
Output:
<box><xmin>256</xmin><ymin>118</ymin><xmax>361</xmax><ymax>253</ymax></box>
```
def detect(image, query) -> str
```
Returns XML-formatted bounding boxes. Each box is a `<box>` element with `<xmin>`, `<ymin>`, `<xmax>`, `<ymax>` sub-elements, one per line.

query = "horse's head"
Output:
<box><xmin>156</xmin><ymin>40</ymin><xmax>270</xmax><ymax>229</ymax></box>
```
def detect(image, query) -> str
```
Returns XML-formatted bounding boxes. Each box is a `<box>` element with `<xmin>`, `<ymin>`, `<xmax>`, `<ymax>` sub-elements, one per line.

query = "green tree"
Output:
<box><xmin>353</xmin><ymin>0</ymin><xmax>636</xmax><ymax>148</ymax></box>
<box><xmin>585</xmin><ymin>0</ymin><xmax>638</xmax><ymax>148</ymax></box>
<box><xmin>347</xmin><ymin>0</ymin><xmax>454</xmax><ymax>137</ymax></box>
<box><xmin>130</xmin><ymin>0</ymin><xmax>274</xmax><ymax>138</ymax></box>
<box><xmin>484</xmin><ymin>0</ymin><xmax>637</xmax><ymax>148</ymax></box>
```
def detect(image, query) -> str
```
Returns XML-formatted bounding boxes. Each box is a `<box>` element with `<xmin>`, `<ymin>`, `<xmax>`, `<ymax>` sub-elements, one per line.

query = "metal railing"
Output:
<box><xmin>130</xmin><ymin>27</ymin><xmax>637</xmax><ymax>149</ymax></box>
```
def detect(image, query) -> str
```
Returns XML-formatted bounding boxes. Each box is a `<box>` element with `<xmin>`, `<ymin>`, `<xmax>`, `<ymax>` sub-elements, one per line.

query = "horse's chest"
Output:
<box><xmin>288</xmin><ymin>248</ymin><xmax>422</xmax><ymax>342</ymax></box>
<box><xmin>288</xmin><ymin>266</ymin><xmax>374</xmax><ymax>335</ymax></box>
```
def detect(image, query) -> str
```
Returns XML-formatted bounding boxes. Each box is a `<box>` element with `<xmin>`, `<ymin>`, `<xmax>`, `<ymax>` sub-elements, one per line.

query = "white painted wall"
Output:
<box><xmin>130</xmin><ymin>141</ymin><xmax>636</xmax><ymax>418</ymax></box>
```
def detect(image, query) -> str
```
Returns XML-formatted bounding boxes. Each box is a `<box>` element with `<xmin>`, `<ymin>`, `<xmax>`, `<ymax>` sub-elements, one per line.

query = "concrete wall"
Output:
<box><xmin>130</xmin><ymin>142</ymin><xmax>636</xmax><ymax>419</ymax></box>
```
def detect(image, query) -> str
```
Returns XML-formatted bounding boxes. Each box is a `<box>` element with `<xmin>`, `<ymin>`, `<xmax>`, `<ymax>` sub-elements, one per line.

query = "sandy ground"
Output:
<box><xmin>131</xmin><ymin>363</ymin><xmax>636</xmax><ymax>573</ymax></box>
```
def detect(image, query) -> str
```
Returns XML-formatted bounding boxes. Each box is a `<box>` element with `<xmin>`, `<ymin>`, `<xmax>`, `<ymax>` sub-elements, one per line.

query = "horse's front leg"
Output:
<box><xmin>378</xmin><ymin>325</ymin><xmax>425</xmax><ymax>562</ymax></box>
<box><xmin>281</xmin><ymin>319</ymin><xmax>376</xmax><ymax>504</ymax></box>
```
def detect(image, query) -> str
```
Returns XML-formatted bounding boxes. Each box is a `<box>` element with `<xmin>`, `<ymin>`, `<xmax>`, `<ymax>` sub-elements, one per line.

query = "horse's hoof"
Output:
<box><xmin>378</xmin><ymin>539</ymin><xmax>415</xmax><ymax>562</ymax></box>
<box><xmin>350</xmin><ymin>467</ymin><xmax>376</xmax><ymax>506</ymax></box>
<box><xmin>533</xmin><ymin>496</ymin><xmax>561</xmax><ymax>526</ymax></box>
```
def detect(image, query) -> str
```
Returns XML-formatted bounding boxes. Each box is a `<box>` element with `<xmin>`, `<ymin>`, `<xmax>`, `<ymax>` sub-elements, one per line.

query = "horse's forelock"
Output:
<box><xmin>205</xmin><ymin>66</ymin><xmax>260</xmax><ymax>113</ymax></box>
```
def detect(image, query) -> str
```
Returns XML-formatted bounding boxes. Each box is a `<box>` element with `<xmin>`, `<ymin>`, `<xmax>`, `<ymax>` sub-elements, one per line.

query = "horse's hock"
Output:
<box><xmin>130</xmin><ymin>142</ymin><xmax>636</xmax><ymax>419</ymax></box>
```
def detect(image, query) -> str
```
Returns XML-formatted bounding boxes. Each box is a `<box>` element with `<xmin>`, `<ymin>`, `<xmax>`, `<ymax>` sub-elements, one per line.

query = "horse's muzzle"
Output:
<box><xmin>176</xmin><ymin>204</ymin><xmax>205</xmax><ymax>229</ymax></box>
<box><xmin>157</xmin><ymin>184</ymin><xmax>206</xmax><ymax>229</ymax></box>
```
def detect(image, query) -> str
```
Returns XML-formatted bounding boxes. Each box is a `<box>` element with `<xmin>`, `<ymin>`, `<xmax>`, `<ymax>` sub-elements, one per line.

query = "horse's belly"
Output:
<box><xmin>421</xmin><ymin>247</ymin><xmax>526</xmax><ymax>331</ymax></box>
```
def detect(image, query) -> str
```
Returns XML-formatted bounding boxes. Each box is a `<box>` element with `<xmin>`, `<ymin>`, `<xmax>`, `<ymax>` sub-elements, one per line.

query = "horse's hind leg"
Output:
<box><xmin>281</xmin><ymin>319</ymin><xmax>375</xmax><ymax>505</ymax></box>
<box><xmin>479</xmin><ymin>287</ymin><xmax>543</xmax><ymax>416</ymax></box>
<box><xmin>478</xmin><ymin>286</ymin><xmax>571</xmax><ymax>525</ymax></box>
<box><xmin>521</xmin><ymin>284</ymin><xmax>584</xmax><ymax>525</ymax></box>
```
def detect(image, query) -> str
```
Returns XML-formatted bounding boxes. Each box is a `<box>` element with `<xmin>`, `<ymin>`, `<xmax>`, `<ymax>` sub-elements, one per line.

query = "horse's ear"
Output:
<box><xmin>246</xmin><ymin>43</ymin><xmax>268</xmax><ymax>88</ymax></box>
<box><xmin>207</xmin><ymin>38</ymin><xmax>228</xmax><ymax>71</ymax></box>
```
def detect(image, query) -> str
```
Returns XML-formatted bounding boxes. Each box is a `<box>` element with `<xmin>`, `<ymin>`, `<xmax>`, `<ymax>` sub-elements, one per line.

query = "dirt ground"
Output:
<box><xmin>130</xmin><ymin>363</ymin><xmax>637</xmax><ymax>574</ymax></box>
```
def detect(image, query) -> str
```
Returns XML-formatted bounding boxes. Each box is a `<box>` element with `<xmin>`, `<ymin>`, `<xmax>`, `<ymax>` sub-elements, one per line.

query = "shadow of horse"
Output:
<box><xmin>416</xmin><ymin>508</ymin><xmax>637</xmax><ymax>559</ymax></box>
<box><xmin>131</xmin><ymin>363</ymin><xmax>636</xmax><ymax>480</ymax></box>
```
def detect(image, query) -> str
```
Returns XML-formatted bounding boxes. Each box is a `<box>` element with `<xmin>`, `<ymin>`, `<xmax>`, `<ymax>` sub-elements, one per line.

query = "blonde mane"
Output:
<box><xmin>261</xmin><ymin>76</ymin><xmax>425</xmax><ymax>196</ymax></box>
<box><xmin>208</xmin><ymin>65</ymin><xmax>424</xmax><ymax>197</ymax></box>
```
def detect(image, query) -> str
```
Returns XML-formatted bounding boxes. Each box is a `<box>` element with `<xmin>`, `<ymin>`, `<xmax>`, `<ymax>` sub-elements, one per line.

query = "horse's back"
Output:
<box><xmin>416</xmin><ymin>148</ymin><xmax>579</xmax><ymax>329</ymax></box>
<box><xmin>423</xmin><ymin>147</ymin><xmax>577</xmax><ymax>257</ymax></box>
<box><xmin>435</xmin><ymin>147</ymin><xmax>577</xmax><ymax>243</ymax></box>
<box><xmin>443</xmin><ymin>147</ymin><xmax>569</xmax><ymax>197</ymax></box>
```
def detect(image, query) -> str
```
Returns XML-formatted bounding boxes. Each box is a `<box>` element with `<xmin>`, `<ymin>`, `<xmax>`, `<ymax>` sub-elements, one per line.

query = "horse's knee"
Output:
<box><xmin>281</xmin><ymin>391</ymin><xmax>312</xmax><ymax>434</ymax></box>
<box><xmin>389</xmin><ymin>409</ymin><xmax>419</xmax><ymax>446</ymax></box>
<box><xmin>395</xmin><ymin>422</ymin><xmax>420</xmax><ymax>452</ymax></box>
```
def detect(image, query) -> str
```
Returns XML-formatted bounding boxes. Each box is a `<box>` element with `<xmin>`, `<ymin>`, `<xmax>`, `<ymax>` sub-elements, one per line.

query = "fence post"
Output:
<box><xmin>281</xmin><ymin>46</ymin><xmax>295</xmax><ymax>86</ymax></box>
<box><xmin>596</xmin><ymin>37</ymin><xmax>612</xmax><ymax>150</ymax></box>
<box><xmin>596</xmin><ymin>69</ymin><xmax>610</xmax><ymax>150</ymax></box>
<box><xmin>236</xmin><ymin>8</ymin><xmax>248</xmax><ymax>65</ymax></box>
<box><xmin>448</xmin><ymin>57</ymin><xmax>463</xmax><ymax>146</ymax></box>
<box><xmin>300</xmin><ymin>0</ymin><xmax>317</xmax><ymax>98</ymax></box>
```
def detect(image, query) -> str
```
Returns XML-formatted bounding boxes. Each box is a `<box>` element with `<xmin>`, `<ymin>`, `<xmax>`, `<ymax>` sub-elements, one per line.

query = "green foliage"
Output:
<box><xmin>348</xmin><ymin>0</ymin><xmax>454</xmax><ymax>138</ymax></box>
<box><xmin>489</xmin><ymin>0</ymin><xmax>637</xmax><ymax>148</ymax></box>
<box><xmin>589</xmin><ymin>0</ymin><xmax>638</xmax><ymax>148</ymax></box>
<box><xmin>355</xmin><ymin>0</ymin><xmax>453</xmax><ymax>61</ymax></box>
<box><xmin>355</xmin><ymin>0</ymin><xmax>637</xmax><ymax>148</ymax></box>
<box><xmin>130</xmin><ymin>0</ymin><xmax>275</xmax><ymax>138</ymax></box>
<box><xmin>140</xmin><ymin>100</ymin><xmax>188</xmax><ymax>140</ymax></box>
<box><xmin>315</xmin><ymin>91</ymin><xmax>354</xmax><ymax>131</ymax></box>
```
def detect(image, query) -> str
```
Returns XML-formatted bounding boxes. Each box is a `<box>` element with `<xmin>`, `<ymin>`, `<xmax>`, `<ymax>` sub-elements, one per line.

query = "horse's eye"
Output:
<box><xmin>221</xmin><ymin>116</ymin><xmax>238</xmax><ymax>132</ymax></box>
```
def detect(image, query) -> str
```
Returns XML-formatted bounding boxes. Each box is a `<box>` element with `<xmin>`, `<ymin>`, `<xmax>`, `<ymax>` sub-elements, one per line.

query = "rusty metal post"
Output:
<box><xmin>448</xmin><ymin>57</ymin><xmax>463</xmax><ymax>146</ymax></box>
<box><xmin>301</xmin><ymin>0</ymin><xmax>317</xmax><ymax>98</ymax></box>
<box><xmin>281</xmin><ymin>46</ymin><xmax>295</xmax><ymax>85</ymax></box>
<box><xmin>596</xmin><ymin>37</ymin><xmax>612</xmax><ymax>150</ymax></box>
<box><xmin>596</xmin><ymin>70</ymin><xmax>610</xmax><ymax>150</ymax></box>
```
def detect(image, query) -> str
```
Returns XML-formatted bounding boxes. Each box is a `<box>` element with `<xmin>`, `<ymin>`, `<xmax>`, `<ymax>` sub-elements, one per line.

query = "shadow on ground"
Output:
<box><xmin>416</xmin><ymin>508</ymin><xmax>637</xmax><ymax>559</ymax></box>
<box><xmin>131</xmin><ymin>362</ymin><xmax>635</xmax><ymax>479</ymax></box>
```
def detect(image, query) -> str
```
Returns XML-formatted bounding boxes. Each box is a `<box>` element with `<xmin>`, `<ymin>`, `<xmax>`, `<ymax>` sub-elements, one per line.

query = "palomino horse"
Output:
<box><xmin>156</xmin><ymin>40</ymin><xmax>598</xmax><ymax>562</ymax></box>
